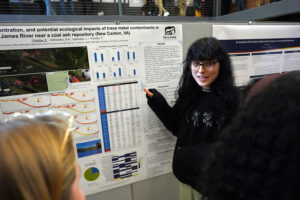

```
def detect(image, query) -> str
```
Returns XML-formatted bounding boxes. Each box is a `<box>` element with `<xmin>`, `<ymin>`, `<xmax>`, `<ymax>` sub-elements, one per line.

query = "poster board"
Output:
<box><xmin>0</xmin><ymin>24</ymin><xmax>182</xmax><ymax>195</ymax></box>
<box><xmin>212</xmin><ymin>25</ymin><xmax>300</xmax><ymax>86</ymax></box>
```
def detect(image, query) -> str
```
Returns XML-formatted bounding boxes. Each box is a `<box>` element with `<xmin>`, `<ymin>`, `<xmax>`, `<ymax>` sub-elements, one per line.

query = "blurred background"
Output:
<box><xmin>1</xmin><ymin>0</ymin><xmax>298</xmax><ymax>21</ymax></box>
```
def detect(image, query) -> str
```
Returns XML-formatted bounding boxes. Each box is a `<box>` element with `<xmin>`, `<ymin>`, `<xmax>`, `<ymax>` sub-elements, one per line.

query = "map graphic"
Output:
<box><xmin>0</xmin><ymin>74</ymin><xmax>48</xmax><ymax>97</ymax></box>
<box><xmin>0</xmin><ymin>47</ymin><xmax>89</xmax><ymax>97</ymax></box>
<box><xmin>0</xmin><ymin>47</ymin><xmax>89</xmax><ymax>76</ymax></box>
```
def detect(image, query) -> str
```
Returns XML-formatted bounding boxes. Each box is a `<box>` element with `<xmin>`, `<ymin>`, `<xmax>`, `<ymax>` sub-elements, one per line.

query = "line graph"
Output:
<box><xmin>1</xmin><ymin>107</ymin><xmax>50</xmax><ymax>121</ymax></box>
<box><xmin>72</xmin><ymin>124</ymin><xmax>100</xmax><ymax>142</ymax></box>
<box><xmin>51</xmin><ymin>91</ymin><xmax>95</xmax><ymax>105</ymax></box>
<box><xmin>52</xmin><ymin>102</ymin><xmax>96</xmax><ymax>114</ymax></box>
<box><xmin>0</xmin><ymin>89</ymin><xmax>102</xmax><ymax>143</ymax></box>
<box><xmin>0</xmin><ymin>96</ymin><xmax>51</xmax><ymax>113</ymax></box>
<box><xmin>74</xmin><ymin>113</ymin><xmax>98</xmax><ymax>125</ymax></box>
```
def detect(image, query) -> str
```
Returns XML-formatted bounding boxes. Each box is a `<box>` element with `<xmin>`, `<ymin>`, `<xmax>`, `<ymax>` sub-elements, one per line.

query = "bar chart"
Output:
<box><xmin>90</xmin><ymin>45</ymin><xmax>139</xmax><ymax>81</ymax></box>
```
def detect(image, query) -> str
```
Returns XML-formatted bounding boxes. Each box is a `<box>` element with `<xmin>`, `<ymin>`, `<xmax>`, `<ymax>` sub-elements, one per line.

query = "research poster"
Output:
<box><xmin>0</xmin><ymin>24</ymin><xmax>182</xmax><ymax>194</ymax></box>
<box><xmin>213</xmin><ymin>25</ymin><xmax>300</xmax><ymax>86</ymax></box>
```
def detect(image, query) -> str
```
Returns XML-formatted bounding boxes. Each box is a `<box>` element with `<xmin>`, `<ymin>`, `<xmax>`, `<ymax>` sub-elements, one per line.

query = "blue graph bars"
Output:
<box><xmin>127</xmin><ymin>51</ymin><xmax>136</xmax><ymax>60</ymax></box>
<box><xmin>101</xmin><ymin>53</ymin><xmax>104</xmax><ymax>62</ymax></box>
<box><xmin>94</xmin><ymin>50</ymin><xmax>136</xmax><ymax>63</ymax></box>
<box><xmin>117</xmin><ymin>51</ymin><xmax>120</xmax><ymax>61</ymax></box>
<box><xmin>94</xmin><ymin>52</ymin><xmax>104</xmax><ymax>62</ymax></box>
<box><xmin>97</xmin><ymin>86</ymin><xmax>111</xmax><ymax>152</ymax></box>
<box><xmin>93</xmin><ymin>48</ymin><xmax>137</xmax><ymax>80</ymax></box>
<box><xmin>94</xmin><ymin>53</ymin><xmax>97</xmax><ymax>62</ymax></box>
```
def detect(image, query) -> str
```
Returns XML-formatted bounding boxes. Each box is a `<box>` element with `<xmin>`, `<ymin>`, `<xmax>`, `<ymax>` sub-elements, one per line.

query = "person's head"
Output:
<box><xmin>203</xmin><ymin>70</ymin><xmax>300</xmax><ymax>200</ymax></box>
<box><xmin>181</xmin><ymin>37</ymin><xmax>234</xmax><ymax>90</ymax></box>
<box><xmin>177</xmin><ymin>37</ymin><xmax>237</xmax><ymax>115</ymax></box>
<box><xmin>0</xmin><ymin>113</ymin><xmax>85</xmax><ymax>200</ymax></box>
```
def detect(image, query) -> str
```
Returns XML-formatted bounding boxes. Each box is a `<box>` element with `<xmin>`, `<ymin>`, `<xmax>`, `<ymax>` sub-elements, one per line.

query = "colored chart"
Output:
<box><xmin>1</xmin><ymin>107</ymin><xmax>50</xmax><ymax>121</ymax></box>
<box><xmin>72</xmin><ymin>124</ymin><xmax>99</xmax><ymax>142</ymax></box>
<box><xmin>52</xmin><ymin>102</ymin><xmax>96</xmax><ymax>115</ymax></box>
<box><xmin>112</xmin><ymin>152</ymin><xmax>138</xmax><ymax>181</ymax></box>
<box><xmin>97</xmin><ymin>81</ymin><xmax>142</xmax><ymax>152</ymax></box>
<box><xmin>74</xmin><ymin>113</ymin><xmax>98</xmax><ymax>125</ymax></box>
<box><xmin>72</xmin><ymin>124</ymin><xmax>99</xmax><ymax>136</ymax></box>
<box><xmin>0</xmin><ymin>95</ymin><xmax>51</xmax><ymax>113</ymax></box>
<box><xmin>0</xmin><ymin>89</ymin><xmax>101</xmax><ymax>143</ymax></box>
<box><xmin>84</xmin><ymin>167</ymin><xmax>100</xmax><ymax>181</ymax></box>
<box><xmin>50</xmin><ymin>90</ymin><xmax>95</xmax><ymax>106</ymax></box>
<box><xmin>90</xmin><ymin>45</ymin><xmax>138</xmax><ymax>81</ymax></box>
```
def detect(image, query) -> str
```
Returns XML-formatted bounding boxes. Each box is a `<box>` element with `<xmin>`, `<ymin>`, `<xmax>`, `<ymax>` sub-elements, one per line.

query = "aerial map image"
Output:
<box><xmin>0</xmin><ymin>74</ymin><xmax>48</xmax><ymax>97</ymax></box>
<box><xmin>0</xmin><ymin>46</ymin><xmax>89</xmax><ymax>76</ymax></box>
<box><xmin>0</xmin><ymin>47</ymin><xmax>90</xmax><ymax>97</ymax></box>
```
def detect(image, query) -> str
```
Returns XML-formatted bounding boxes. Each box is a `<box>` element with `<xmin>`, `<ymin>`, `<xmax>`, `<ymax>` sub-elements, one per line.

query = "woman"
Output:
<box><xmin>0</xmin><ymin>113</ymin><xmax>85</xmax><ymax>200</ymax></box>
<box><xmin>144</xmin><ymin>37</ymin><xmax>239</xmax><ymax>193</ymax></box>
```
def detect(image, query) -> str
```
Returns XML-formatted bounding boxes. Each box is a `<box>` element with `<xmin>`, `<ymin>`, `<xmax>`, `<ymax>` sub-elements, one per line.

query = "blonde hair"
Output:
<box><xmin>0</xmin><ymin>115</ymin><xmax>76</xmax><ymax>200</ymax></box>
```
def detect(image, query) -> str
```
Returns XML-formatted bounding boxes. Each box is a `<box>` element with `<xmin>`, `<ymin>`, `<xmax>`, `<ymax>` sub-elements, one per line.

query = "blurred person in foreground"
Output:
<box><xmin>201</xmin><ymin>70</ymin><xmax>300</xmax><ymax>200</ymax></box>
<box><xmin>0</xmin><ymin>112</ymin><xmax>85</xmax><ymax>200</ymax></box>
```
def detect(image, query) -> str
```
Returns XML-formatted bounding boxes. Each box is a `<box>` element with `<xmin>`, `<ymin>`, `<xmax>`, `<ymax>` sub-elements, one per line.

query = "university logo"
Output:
<box><xmin>164</xmin><ymin>26</ymin><xmax>176</xmax><ymax>39</ymax></box>
<box><xmin>165</xmin><ymin>26</ymin><xmax>176</xmax><ymax>35</ymax></box>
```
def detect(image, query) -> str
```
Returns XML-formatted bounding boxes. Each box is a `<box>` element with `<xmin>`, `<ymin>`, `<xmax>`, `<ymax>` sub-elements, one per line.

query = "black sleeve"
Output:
<box><xmin>146</xmin><ymin>88</ymin><xmax>181</xmax><ymax>136</ymax></box>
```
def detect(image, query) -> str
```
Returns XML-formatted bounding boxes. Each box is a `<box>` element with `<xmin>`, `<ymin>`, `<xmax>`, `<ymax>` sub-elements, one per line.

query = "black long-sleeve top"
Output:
<box><xmin>147</xmin><ymin>88</ymin><xmax>238</xmax><ymax>191</ymax></box>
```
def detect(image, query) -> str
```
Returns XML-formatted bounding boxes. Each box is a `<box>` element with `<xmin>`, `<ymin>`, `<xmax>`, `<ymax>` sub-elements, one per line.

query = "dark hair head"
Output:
<box><xmin>180</xmin><ymin>37</ymin><xmax>234</xmax><ymax>91</ymax></box>
<box><xmin>203</xmin><ymin>70</ymin><xmax>300</xmax><ymax>200</ymax></box>
<box><xmin>185</xmin><ymin>37</ymin><xmax>228</xmax><ymax>63</ymax></box>
<box><xmin>176</xmin><ymin>37</ymin><xmax>238</xmax><ymax>118</ymax></box>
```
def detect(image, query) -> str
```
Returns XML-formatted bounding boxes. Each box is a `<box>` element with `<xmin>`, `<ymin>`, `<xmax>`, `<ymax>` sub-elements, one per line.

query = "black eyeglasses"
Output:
<box><xmin>191</xmin><ymin>60</ymin><xmax>218</xmax><ymax>71</ymax></box>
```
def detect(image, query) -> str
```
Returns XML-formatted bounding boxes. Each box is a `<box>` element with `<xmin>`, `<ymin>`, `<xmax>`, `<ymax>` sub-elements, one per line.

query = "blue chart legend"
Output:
<box><xmin>97</xmin><ymin>81</ymin><xmax>142</xmax><ymax>151</ymax></box>
<box><xmin>91</xmin><ymin>46</ymin><xmax>138</xmax><ymax>81</ymax></box>
<box><xmin>112</xmin><ymin>152</ymin><xmax>138</xmax><ymax>180</ymax></box>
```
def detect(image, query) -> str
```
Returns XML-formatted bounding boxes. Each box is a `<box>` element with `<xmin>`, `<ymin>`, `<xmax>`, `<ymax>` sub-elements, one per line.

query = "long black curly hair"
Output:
<box><xmin>203</xmin><ymin>70</ymin><xmax>300</xmax><ymax>200</ymax></box>
<box><xmin>176</xmin><ymin>37</ymin><xmax>239</xmax><ymax>123</ymax></box>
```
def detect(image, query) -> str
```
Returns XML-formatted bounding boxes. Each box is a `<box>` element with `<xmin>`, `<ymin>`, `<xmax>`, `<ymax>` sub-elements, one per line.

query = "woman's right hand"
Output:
<box><xmin>143</xmin><ymin>88</ymin><xmax>153</xmax><ymax>98</ymax></box>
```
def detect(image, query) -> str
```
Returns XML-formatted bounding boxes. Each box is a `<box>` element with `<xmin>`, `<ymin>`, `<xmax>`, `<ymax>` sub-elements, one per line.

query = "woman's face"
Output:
<box><xmin>70</xmin><ymin>164</ymin><xmax>86</xmax><ymax>200</ymax></box>
<box><xmin>191</xmin><ymin>60</ymin><xmax>220</xmax><ymax>88</ymax></box>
